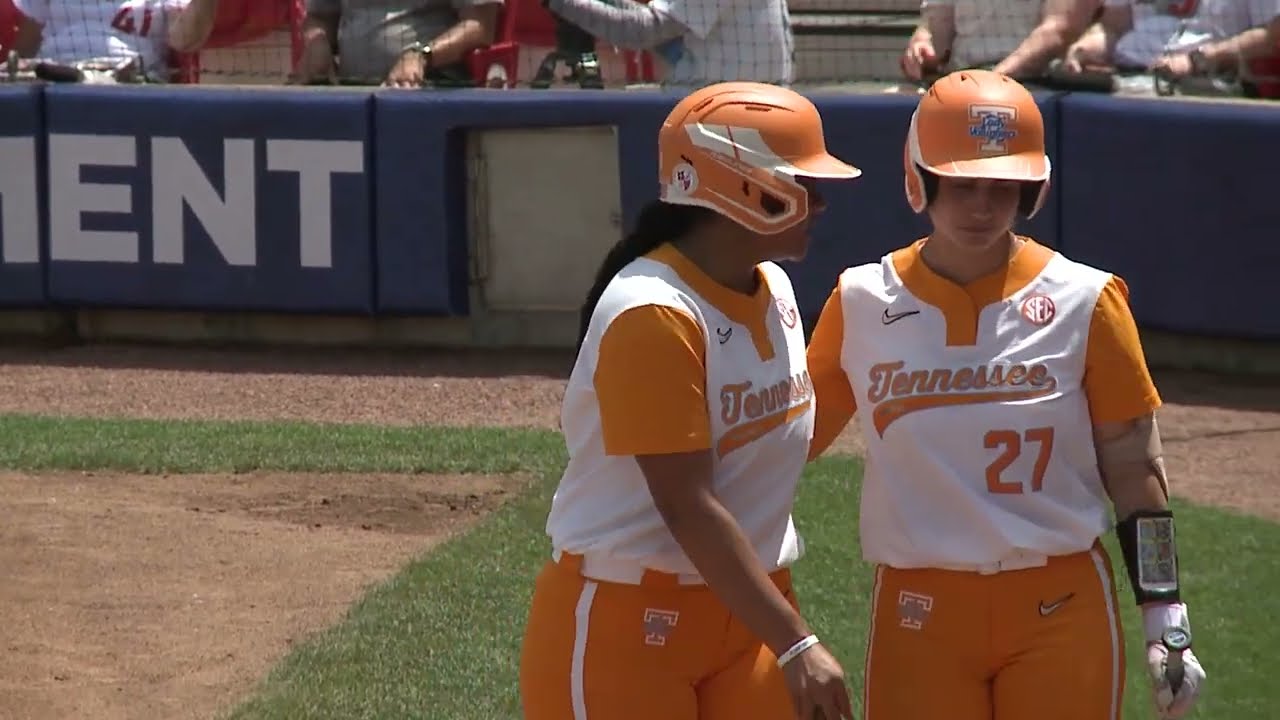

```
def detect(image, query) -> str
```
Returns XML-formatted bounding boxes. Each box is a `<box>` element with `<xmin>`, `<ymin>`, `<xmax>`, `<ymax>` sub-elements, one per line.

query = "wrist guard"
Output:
<box><xmin>1116</xmin><ymin>509</ymin><xmax>1181</xmax><ymax>605</ymax></box>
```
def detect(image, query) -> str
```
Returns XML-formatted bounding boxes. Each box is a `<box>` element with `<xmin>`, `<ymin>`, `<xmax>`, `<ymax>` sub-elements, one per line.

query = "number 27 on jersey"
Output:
<box><xmin>985</xmin><ymin>426</ymin><xmax>1055</xmax><ymax>494</ymax></box>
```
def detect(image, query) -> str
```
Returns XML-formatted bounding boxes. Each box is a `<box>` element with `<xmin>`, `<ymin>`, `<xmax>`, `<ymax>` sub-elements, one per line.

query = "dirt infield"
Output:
<box><xmin>0</xmin><ymin>344</ymin><xmax>1277</xmax><ymax>720</ymax></box>
<box><xmin>0</xmin><ymin>469</ymin><xmax>528</xmax><ymax>720</ymax></box>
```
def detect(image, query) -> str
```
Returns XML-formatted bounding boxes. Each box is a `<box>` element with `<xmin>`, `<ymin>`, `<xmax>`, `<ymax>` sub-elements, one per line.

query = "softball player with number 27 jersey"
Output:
<box><xmin>806</xmin><ymin>70</ymin><xmax>1207</xmax><ymax>720</ymax></box>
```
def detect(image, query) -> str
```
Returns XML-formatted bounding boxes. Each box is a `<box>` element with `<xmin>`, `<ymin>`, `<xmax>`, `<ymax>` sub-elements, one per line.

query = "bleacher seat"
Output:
<box><xmin>468</xmin><ymin>0</ymin><xmax>521</xmax><ymax>87</ymax></box>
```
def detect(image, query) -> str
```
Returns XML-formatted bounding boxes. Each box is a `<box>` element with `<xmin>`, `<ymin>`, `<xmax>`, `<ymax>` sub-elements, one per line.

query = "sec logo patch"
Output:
<box><xmin>1020</xmin><ymin>294</ymin><xmax>1056</xmax><ymax>326</ymax></box>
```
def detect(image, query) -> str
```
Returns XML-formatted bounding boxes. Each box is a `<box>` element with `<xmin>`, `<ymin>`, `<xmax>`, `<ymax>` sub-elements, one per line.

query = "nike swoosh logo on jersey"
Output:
<box><xmin>1039</xmin><ymin>592</ymin><xmax>1075</xmax><ymax>616</ymax></box>
<box><xmin>716</xmin><ymin>327</ymin><xmax>732</xmax><ymax>344</ymax></box>
<box><xmin>882</xmin><ymin>308</ymin><xmax>920</xmax><ymax>325</ymax></box>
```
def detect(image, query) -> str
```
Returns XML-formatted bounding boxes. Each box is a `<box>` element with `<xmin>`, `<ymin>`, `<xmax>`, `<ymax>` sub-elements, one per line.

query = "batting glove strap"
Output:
<box><xmin>1142</xmin><ymin>602</ymin><xmax>1189</xmax><ymax>645</ymax></box>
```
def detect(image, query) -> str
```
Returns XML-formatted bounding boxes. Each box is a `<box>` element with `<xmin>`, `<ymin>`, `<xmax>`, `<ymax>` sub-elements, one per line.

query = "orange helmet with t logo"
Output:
<box><xmin>659</xmin><ymin>82</ymin><xmax>862</xmax><ymax>235</ymax></box>
<box><xmin>904</xmin><ymin>70</ymin><xmax>1052</xmax><ymax>218</ymax></box>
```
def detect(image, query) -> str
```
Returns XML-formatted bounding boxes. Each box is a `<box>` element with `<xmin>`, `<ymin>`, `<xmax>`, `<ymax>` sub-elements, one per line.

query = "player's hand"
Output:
<box><xmin>900</xmin><ymin>40</ymin><xmax>938</xmax><ymax>82</ymax></box>
<box><xmin>1150</xmin><ymin>53</ymin><xmax>1193</xmax><ymax>79</ymax></box>
<box><xmin>1147</xmin><ymin>642</ymin><xmax>1205</xmax><ymax>718</ymax></box>
<box><xmin>1061</xmin><ymin>45</ymin><xmax>1089</xmax><ymax>73</ymax></box>
<box><xmin>1142</xmin><ymin>603</ymin><xmax>1205</xmax><ymax>719</ymax></box>
<box><xmin>383</xmin><ymin>50</ymin><xmax>426</xmax><ymax>88</ymax></box>
<box><xmin>781</xmin><ymin>643</ymin><xmax>853</xmax><ymax>720</ymax></box>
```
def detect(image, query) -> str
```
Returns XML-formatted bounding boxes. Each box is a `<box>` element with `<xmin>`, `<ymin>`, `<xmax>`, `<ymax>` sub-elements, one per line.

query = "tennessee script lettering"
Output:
<box><xmin>716</xmin><ymin>371</ymin><xmax>813</xmax><ymax>458</ymax></box>
<box><xmin>867</xmin><ymin>360</ymin><xmax>1059</xmax><ymax>437</ymax></box>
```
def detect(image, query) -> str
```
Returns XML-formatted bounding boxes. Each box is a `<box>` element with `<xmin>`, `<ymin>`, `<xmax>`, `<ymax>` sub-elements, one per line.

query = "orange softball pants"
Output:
<box><xmin>862</xmin><ymin>543</ymin><xmax>1127</xmax><ymax>720</ymax></box>
<box><xmin>519</xmin><ymin>551</ymin><xmax>801</xmax><ymax>720</ymax></box>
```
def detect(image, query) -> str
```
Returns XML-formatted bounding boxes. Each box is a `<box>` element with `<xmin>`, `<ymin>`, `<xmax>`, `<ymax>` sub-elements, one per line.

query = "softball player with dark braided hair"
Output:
<box><xmin>806</xmin><ymin>69</ymin><xmax>1207</xmax><ymax>720</ymax></box>
<box><xmin>519</xmin><ymin>81</ymin><xmax>863</xmax><ymax>720</ymax></box>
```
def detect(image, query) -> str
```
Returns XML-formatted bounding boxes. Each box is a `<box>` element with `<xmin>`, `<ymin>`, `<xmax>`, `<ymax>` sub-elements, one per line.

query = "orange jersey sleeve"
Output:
<box><xmin>1082</xmin><ymin>275</ymin><xmax>1163</xmax><ymax>425</ymax></box>
<box><xmin>806</xmin><ymin>283</ymin><xmax>858</xmax><ymax>460</ymax></box>
<box><xmin>593</xmin><ymin>304</ymin><xmax>712</xmax><ymax>456</ymax></box>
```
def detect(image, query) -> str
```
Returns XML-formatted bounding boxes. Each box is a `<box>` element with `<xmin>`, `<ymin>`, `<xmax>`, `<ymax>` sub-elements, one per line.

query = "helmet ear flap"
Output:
<box><xmin>752</xmin><ymin>174</ymin><xmax>810</xmax><ymax>231</ymax></box>
<box><xmin>903</xmin><ymin>110</ymin><xmax>933</xmax><ymax>214</ymax></box>
<box><xmin>904</xmin><ymin>145</ymin><xmax>929</xmax><ymax>214</ymax></box>
<box><xmin>1020</xmin><ymin>179</ymin><xmax>1051</xmax><ymax>219</ymax></box>
<box><xmin>718</xmin><ymin>165</ymin><xmax>811</xmax><ymax>235</ymax></box>
<box><xmin>661</xmin><ymin>144</ymin><xmax>810</xmax><ymax>235</ymax></box>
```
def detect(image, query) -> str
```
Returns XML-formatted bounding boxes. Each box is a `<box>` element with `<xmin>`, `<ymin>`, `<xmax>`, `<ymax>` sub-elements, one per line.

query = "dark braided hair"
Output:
<box><xmin>576</xmin><ymin>199</ymin><xmax>712</xmax><ymax>351</ymax></box>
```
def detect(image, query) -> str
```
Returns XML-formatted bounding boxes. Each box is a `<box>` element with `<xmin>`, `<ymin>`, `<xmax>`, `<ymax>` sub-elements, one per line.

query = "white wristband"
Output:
<box><xmin>776</xmin><ymin>634</ymin><xmax>820</xmax><ymax>668</ymax></box>
<box><xmin>1142</xmin><ymin>601</ymin><xmax>1189</xmax><ymax>645</ymax></box>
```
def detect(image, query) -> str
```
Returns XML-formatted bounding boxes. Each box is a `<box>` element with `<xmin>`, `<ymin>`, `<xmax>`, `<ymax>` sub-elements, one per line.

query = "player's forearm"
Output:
<box><xmin>1098</xmin><ymin>14</ymin><xmax>1131</xmax><ymax>60</ymax></box>
<box><xmin>1108</xmin><ymin>460</ymin><xmax>1188</xmax><ymax>640</ymax></box>
<box><xmin>1197</xmin><ymin>27</ymin><xmax>1273</xmax><ymax>70</ymax></box>
<box><xmin>1096</xmin><ymin>415</ymin><xmax>1170</xmax><ymax>520</ymax></box>
<box><xmin>167</xmin><ymin>0</ymin><xmax>220</xmax><ymax>53</ymax></box>
<box><xmin>806</xmin><ymin>374</ymin><xmax>856</xmax><ymax>461</ymax></box>
<box><xmin>1065</xmin><ymin>26</ymin><xmax>1105</xmax><ymax>64</ymax></box>
<box><xmin>658</xmin><ymin>492</ymin><xmax>811</xmax><ymax>656</ymax></box>
<box><xmin>1097</xmin><ymin>28</ymin><xmax>1125</xmax><ymax>63</ymax></box>
<box><xmin>994</xmin><ymin>19</ymin><xmax>1075</xmax><ymax>77</ymax></box>
<box><xmin>1103</xmin><ymin>460</ymin><xmax>1168</xmax><ymax>520</ymax></box>
<box><xmin>545</xmin><ymin>0</ymin><xmax>686</xmax><ymax>50</ymax></box>
<box><xmin>808</xmin><ymin>405</ymin><xmax>853</xmax><ymax>461</ymax></box>
<box><xmin>1070</xmin><ymin>21</ymin><xmax>1126</xmax><ymax>66</ymax></box>
<box><xmin>917</xmin><ymin>6</ymin><xmax>956</xmax><ymax>57</ymax></box>
<box><xmin>425</xmin><ymin>14</ymin><xmax>497</xmax><ymax>66</ymax></box>
<box><xmin>1096</xmin><ymin>415</ymin><xmax>1186</xmax><ymax>618</ymax></box>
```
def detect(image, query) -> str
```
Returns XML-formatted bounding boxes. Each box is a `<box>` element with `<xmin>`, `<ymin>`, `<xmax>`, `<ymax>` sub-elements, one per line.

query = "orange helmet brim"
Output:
<box><xmin>925</xmin><ymin>151</ymin><xmax>1050</xmax><ymax>183</ymax></box>
<box><xmin>783</xmin><ymin>151</ymin><xmax>863</xmax><ymax>180</ymax></box>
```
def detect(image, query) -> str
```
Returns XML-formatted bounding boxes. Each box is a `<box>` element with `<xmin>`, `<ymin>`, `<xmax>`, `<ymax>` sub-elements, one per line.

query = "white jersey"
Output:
<box><xmin>1114</xmin><ymin>0</ymin><xmax>1280</xmax><ymax>67</ymax></box>
<box><xmin>648</xmin><ymin>0</ymin><xmax>794</xmax><ymax>86</ymax></box>
<box><xmin>834</xmin><ymin>247</ymin><xmax>1115</xmax><ymax>568</ymax></box>
<box><xmin>923</xmin><ymin>0</ymin><xmax>1045</xmax><ymax>70</ymax></box>
<box><xmin>547</xmin><ymin>247</ymin><xmax>812</xmax><ymax>575</ymax></box>
<box><xmin>14</xmin><ymin>0</ymin><xmax>189</xmax><ymax>70</ymax></box>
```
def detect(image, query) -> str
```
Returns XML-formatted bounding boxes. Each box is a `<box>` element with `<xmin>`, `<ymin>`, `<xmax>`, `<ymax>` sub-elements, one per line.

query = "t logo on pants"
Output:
<box><xmin>898</xmin><ymin>591</ymin><xmax>934</xmax><ymax>630</ymax></box>
<box><xmin>643</xmin><ymin>608</ymin><xmax>680</xmax><ymax>646</ymax></box>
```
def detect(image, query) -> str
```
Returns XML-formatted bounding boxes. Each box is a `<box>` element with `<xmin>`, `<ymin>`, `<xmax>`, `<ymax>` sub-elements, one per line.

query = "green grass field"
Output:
<box><xmin>4</xmin><ymin>415</ymin><xmax>1275</xmax><ymax>720</ymax></box>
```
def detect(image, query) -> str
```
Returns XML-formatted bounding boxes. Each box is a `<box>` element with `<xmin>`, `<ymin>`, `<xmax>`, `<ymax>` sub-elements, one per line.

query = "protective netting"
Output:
<box><xmin>0</xmin><ymin>0</ymin><xmax>1275</xmax><ymax>97</ymax></box>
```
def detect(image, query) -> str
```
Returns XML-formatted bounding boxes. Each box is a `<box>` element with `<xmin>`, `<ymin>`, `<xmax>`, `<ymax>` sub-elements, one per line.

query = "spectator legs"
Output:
<box><xmin>531</xmin><ymin>17</ymin><xmax>604</xmax><ymax>89</ymax></box>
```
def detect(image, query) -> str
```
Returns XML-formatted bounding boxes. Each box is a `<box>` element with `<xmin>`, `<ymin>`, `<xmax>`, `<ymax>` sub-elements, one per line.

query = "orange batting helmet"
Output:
<box><xmin>904</xmin><ymin>69</ymin><xmax>1052</xmax><ymax>218</ymax></box>
<box><xmin>658</xmin><ymin>82</ymin><xmax>862</xmax><ymax>236</ymax></box>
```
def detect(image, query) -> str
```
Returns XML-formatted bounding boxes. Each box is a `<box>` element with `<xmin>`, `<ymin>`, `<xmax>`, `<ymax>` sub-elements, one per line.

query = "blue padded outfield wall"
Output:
<box><xmin>0</xmin><ymin>84</ymin><xmax>1276</xmax><ymax>338</ymax></box>
<box><xmin>0</xmin><ymin>85</ymin><xmax>45</xmax><ymax>307</ymax></box>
